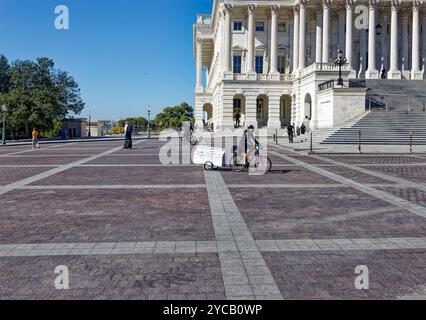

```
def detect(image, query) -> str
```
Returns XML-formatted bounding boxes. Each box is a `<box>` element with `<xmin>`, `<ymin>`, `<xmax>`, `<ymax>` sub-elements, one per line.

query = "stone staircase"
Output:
<box><xmin>365</xmin><ymin>79</ymin><xmax>426</xmax><ymax>111</ymax></box>
<box><xmin>311</xmin><ymin>112</ymin><xmax>371</xmax><ymax>144</ymax></box>
<box><xmin>322</xmin><ymin>111</ymin><xmax>426</xmax><ymax>145</ymax></box>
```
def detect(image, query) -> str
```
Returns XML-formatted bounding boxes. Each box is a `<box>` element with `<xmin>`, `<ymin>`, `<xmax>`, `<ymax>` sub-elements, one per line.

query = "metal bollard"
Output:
<box><xmin>310</xmin><ymin>131</ymin><xmax>313</xmax><ymax>153</ymax></box>
<box><xmin>358</xmin><ymin>130</ymin><xmax>362</xmax><ymax>154</ymax></box>
<box><xmin>275</xmin><ymin>129</ymin><xmax>278</xmax><ymax>145</ymax></box>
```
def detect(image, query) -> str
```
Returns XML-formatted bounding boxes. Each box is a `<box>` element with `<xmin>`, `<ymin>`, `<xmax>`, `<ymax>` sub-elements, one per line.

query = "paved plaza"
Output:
<box><xmin>0</xmin><ymin>139</ymin><xmax>425</xmax><ymax>300</ymax></box>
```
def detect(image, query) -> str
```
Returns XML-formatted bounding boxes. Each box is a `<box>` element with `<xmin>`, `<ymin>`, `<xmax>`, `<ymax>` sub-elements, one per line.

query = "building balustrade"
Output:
<box><xmin>232</xmin><ymin>73</ymin><xmax>295</xmax><ymax>81</ymax></box>
<box><xmin>196</xmin><ymin>14</ymin><xmax>212</xmax><ymax>25</ymax></box>
<box><xmin>318</xmin><ymin>78</ymin><xmax>366</xmax><ymax>91</ymax></box>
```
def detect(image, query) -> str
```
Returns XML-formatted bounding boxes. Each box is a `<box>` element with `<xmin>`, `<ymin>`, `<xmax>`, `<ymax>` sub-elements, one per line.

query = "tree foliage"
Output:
<box><xmin>0</xmin><ymin>55</ymin><xmax>85</xmax><ymax>139</ymax></box>
<box><xmin>118</xmin><ymin>117</ymin><xmax>148</xmax><ymax>133</ymax></box>
<box><xmin>154</xmin><ymin>102</ymin><xmax>194</xmax><ymax>130</ymax></box>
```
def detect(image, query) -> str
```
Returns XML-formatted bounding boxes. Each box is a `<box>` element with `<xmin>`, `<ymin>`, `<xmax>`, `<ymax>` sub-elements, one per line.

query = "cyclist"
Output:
<box><xmin>238</xmin><ymin>125</ymin><xmax>259</xmax><ymax>165</ymax></box>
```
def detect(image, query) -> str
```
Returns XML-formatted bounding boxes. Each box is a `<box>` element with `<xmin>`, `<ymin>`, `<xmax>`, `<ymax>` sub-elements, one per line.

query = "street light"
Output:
<box><xmin>334</xmin><ymin>49</ymin><xmax>347</xmax><ymax>87</ymax></box>
<box><xmin>147</xmin><ymin>106</ymin><xmax>151</xmax><ymax>140</ymax></box>
<box><xmin>1</xmin><ymin>105</ymin><xmax>7</xmax><ymax>145</ymax></box>
<box><xmin>88</xmin><ymin>111</ymin><xmax>91</xmax><ymax>138</ymax></box>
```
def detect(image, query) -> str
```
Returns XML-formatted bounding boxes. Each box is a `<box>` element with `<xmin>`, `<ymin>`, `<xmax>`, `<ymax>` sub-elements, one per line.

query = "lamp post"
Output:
<box><xmin>88</xmin><ymin>111</ymin><xmax>91</xmax><ymax>138</ymax></box>
<box><xmin>375</xmin><ymin>23</ymin><xmax>382</xmax><ymax>37</ymax></box>
<box><xmin>334</xmin><ymin>49</ymin><xmax>347</xmax><ymax>87</ymax></box>
<box><xmin>1</xmin><ymin>105</ymin><xmax>6</xmax><ymax>145</ymax></box>
<box><xmin>147</xmin><ymin>106</ymin><xmax>151</xmax><ymax>140</ymax></box>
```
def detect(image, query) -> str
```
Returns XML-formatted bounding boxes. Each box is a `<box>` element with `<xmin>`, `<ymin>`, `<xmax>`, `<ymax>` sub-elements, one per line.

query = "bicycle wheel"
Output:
<box><xmin>204</xmin><ymin>162</ymin><xmax>214</xmax><ymax>171</ymax></box>
<box><xmin>253</xmin><ymin>156</ymin><xmax>272</xmax><ymax>173</ymax></box>
<box><xmin>230</xmin><ymin>155</ymin><xmax>244</xmax><ymax>173</ymax></box>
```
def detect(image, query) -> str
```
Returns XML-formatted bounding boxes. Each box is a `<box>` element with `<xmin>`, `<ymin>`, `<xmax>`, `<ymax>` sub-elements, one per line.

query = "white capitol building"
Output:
<box><xmin>193</xmin><ymin>0</ymin><xmax>426</xmax><ymax>134</ymax></box>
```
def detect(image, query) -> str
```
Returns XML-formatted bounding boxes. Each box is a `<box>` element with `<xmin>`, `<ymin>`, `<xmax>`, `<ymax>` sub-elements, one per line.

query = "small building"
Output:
<box><xmin>62</xmin><ymin>119</ymin><xmax>84</xmax><ymax>139</ymax></box>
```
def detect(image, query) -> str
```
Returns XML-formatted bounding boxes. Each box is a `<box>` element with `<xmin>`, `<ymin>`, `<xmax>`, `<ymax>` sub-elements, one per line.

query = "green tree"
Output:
<box><xmin>118</xmin><ymin>117</ymin><xmax>148</xmax><ymax>133</ymax></box>
<box><xmin>0</xmin><ymin>55</ymin><xmax>10</xmax><ymax>94</ymax></box>
<box><xmin>0</xmin><ymin>56</ymin><xmax>85</xmax><ymax>139</ymax></box>
<box><xmin>154</xmin><ymin>102</ymin><xmax>194</xmax><ymax>130</ymax></box>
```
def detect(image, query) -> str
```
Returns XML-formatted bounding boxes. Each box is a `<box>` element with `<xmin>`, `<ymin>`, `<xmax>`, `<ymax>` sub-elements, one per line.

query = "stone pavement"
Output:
<box><xmin>0</xmin><ymin>139</ymin><xmax>425</xmax><ymax>300</ymax></box>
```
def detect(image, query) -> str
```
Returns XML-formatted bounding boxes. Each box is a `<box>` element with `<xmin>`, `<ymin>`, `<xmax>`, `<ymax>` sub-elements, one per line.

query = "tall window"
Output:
<box><xmin>233</xmin><ymin>56</ymin><xmax>242</xmax><ymax>74</ymax></box>
<box><xmin>256</xmin><ymin>22</ymin><xmax>264</xmax><ymax>32</ymax></box>
<box><xmin>255</xmin><ymin>56</ymin><xmax>264</xmax><ymax>74</ymax></box>
<box><xmin>278</xmin><ymin>22</ymin><xmax>286</xmax><ymax>33</ymax></box>
<box><xmin>278</xmin><ymin>56</ymin><xmax>287</xmax><ymax>74</ymax></box>
<box><xmin>233</xmin><ymin>98</ymin><xmax>242</xmax><ymax>114</ymax></box>
<box><xmin>233</xmin><ymin>21</ymin><xmax>242</xmax><ymax>31</ymax></box>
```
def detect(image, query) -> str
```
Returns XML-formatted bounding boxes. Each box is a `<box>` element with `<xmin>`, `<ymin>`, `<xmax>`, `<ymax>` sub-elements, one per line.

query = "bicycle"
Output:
<box><xmin>230</xmin><ymin>145</ymin><xmax>272</xmax><ymax>173</ymax></box>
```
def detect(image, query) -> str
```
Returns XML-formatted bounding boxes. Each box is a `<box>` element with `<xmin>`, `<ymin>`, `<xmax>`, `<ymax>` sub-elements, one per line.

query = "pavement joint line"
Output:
<box><xmin>19</xmin><ymin>185</ymin><xmax>207</xmax><ymax>190</ymax></box>
<box><xmin>0</xmin><ymin>165</ymin><xmax>60</xmax><ymax>168</ymax></box>
<box><xmin>0</xmin><ymin>143</ymin><xmax>66</xmax><ymax>158</ymax></box>
<box><xmin>355</xmin><ymin>163</ymin><xmax>426</xmax><ymax>167</ymax></box>
<box><xmin>1</xmin><ymin>237</ymin><xmax>425</xmax><ymax>257</ymax></box>
<box><xmin>269</xmin><ymin>147</ymin><xmax>426</xmax><ymax>219</ymax></box>
<box><xmin>309</xmin><ymin>153</ymin><xmax>426</xmax><ymax>192</ymax></box>
<box><xmin>79</xmin><ymin>164</ymin><xmax>199</xmax><ymax>167</ymax></box>
<box><xmin>226</xmin><ymin>183</ymin><xmax>409</xmax><ymax>189</ymax></box>
<box><xmin>204</xmin><ymin>171</ymin><xmax>283</xmax><ymax>300</ymax></box>
<box><xmin>226</xmin><ymin>184</ymin><xmax>346</xmax><ymax>188</ymax></box>
<box><xmin>0</xmin><ymin>155</ymin><xmax>100</xmax><ymax>158</ymax></box>
<box><xmin>0</xmin><ymin>140</ymin><xmax>146</xmax><ymax>196</ymax></box>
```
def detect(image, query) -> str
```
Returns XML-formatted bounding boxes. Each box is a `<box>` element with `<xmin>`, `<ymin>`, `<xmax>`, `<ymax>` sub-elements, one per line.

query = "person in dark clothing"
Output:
<box><xmin>301</xmin><ymin>123</ymin><xmax>306</xmax><ymax>135</ymax></box>
<box><xmin>287</xmin><ymin>124</ymin><xmax>294</xmax><ymax>143</ymax></box>
<box><xmin>124</xmin><ymin>122</ymin><xmax>133</xmax><ymax>149</ymax></box>
<box><xmin>381</xmin><ymin>68</ymin><xmax>387</xmax><ymax>79</ymax></box>
<box><xmin>235</xmin><ymin>113</ymin><xmax>241</xmax><ymax>128</ymax></box>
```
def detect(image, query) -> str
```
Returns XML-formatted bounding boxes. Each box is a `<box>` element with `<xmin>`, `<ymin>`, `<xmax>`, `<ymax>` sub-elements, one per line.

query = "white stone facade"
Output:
<box><xmin>194</xmin><ymin>0</ymin><xmax>426</xmax><ymax>132</ymax></box>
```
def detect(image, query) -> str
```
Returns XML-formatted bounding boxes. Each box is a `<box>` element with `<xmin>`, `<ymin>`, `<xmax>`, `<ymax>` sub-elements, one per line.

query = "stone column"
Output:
<box><xmin>366</xmin><ymin>0</ymin><xmax>379</xmax><ymax>78</ymax></box>
<box><xmin>316</xmin><ymin>10</ymin><xmax>323</xmax><ymax>63</ymax></box>
<box><xmin>322</xmin><ymin>0</ymin><xmax>331</xmax><ymax>63</ymax></box>
<box><xmin>268</xmin><ymin>95</ymin><xmax>282</xmax><ymax>130</ymax></box>
<box><xmin>423</xmin><ymin>13</ymin><xmax>426</xmax><ymax>74</ymax></box>
<box><xmin>299</xmin><ymin>1</ymin><xmax>307</xmax><ymax>69</ymax></box>
<box><xmin>223</xmin><ymin>3</ymin><xmax>233</xmax><ymax>75</ymax></box>
<box><xmin>270</xmin><ymin>4</ymin><xmax>280</xmax><ymax>78</ymax></box>
<box><xmin>389</xmin><ymin>0</ymin><xmax>402</xmax><ymax>79</ymax></box>
<box><xmin>293</xmin><ymin>5</ymin><xmax>300</xmax><ymax>73</ymax></box>
<box><xmin>346</xmin><ymin>0</ymin><xmax>354</xmax><ymax>68</ymax></box>
<box><xmin>381</xmin><ymin>13</ymin><xmax>389</xmax><ymax>70</ymax></box>
<box><xmin>412</xmin><ymin>1</ymin><xmax>423</xmax><ymax>79</ymax></box>
<box><xmin>359</xmin><ymin>28</ymin><xmax>367</xmax><ymax>78</ymax></box>
<box><xmin>196</xmin><ymin>38</ymin><xmax>203</xmax><ymax>91</ymax></box>
<box><xmin>402</xmin><ymin>11</ymin><xmax>409</xmax><ymax>71</ymax></box>
<box><xmin>245</xmin><ymin>94</ymin><xmax>258</xmax><ymax>129</ymax></box>
<box><xmin>247</xmin><ymin>4</ymin><xmax>256</xmax><ymax>75</ymax></box>
<box><xmin>338</xmin><ymin>10</ymin><xmax>345</xmax><ymax>52</ymax></box>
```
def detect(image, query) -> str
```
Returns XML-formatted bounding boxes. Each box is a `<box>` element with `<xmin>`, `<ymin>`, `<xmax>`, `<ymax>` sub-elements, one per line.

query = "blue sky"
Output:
<box><xmin>0</xmin><ymin>0</ymin><xmax>213</xmax><ymax>120</ymax></box>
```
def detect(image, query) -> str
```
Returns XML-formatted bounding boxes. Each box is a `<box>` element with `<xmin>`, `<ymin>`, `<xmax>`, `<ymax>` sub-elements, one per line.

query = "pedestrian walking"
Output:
<box><xmin>124</xmin><ymin>122</ymin><xmax>133</xmax><ymax>149</ymax></box>
<box><xmin>32</xmin><ymin>127</ymin><xmax>40</xmax><ymax>150</ymax></box>
<box><xmin>235</xmin><ymin>113</ymin><xmax>241</xmax><ymax>128</ymax></box>
<box><xmin>287</xmin><ymin>124</ymin><xmax>294</xmax><ymax>144</ymax></box>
